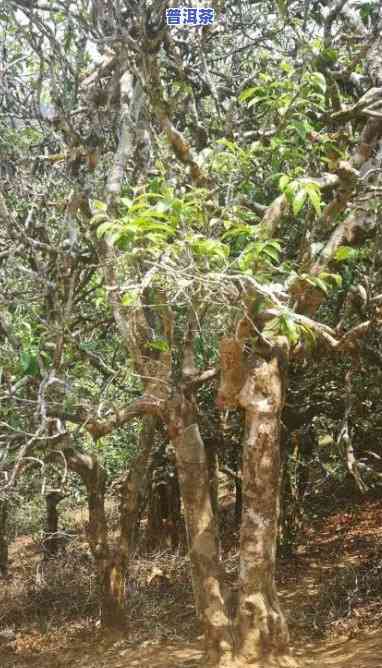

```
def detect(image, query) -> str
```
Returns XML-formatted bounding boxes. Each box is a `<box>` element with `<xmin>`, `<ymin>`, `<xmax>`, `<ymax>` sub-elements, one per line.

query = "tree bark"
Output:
<box><xmin>44</xmin><ymin>490</ymin><xmax>65</xmax><ymax>556</ymax></box>
<box><xmin>65</xmin><ymin>446</ymin><xmax>126</xmax><ymax>628</ymax></box>
<box><xmin>145</xmin><ymin>431</ymin><xmax>182</xmax><ymax>552</ymax></box>
<box><xmin>119</xmin><ymin>416</ymin><xmax>156</xmax><ymax>556</ymax></box>
<box><xmin>0</xmin><ymin>498</ymin><xmax>8</xmax><ymax>578</ymax></box>
<box><xmin>234</xmin><ymin>354</ymin><xmax>297</xmax><ymax>668</ymax></box>
<box><xmin>146</xmin><ymin>466</ymin><xmax>182</xmax><ymax>551</ymax></box>
<box><xmin>168</xmin><ymin>394</ymin><xmax>233</xmax><ymax>666</ymax></box>
<box><xmin>205</xmin><ymin>437</ymin><xmax>220</xmax><ymax>524</ymax></box>
<box><xmin>87</xmin><ymin>462</ymin><xmax>125</xmax><ymax>628</ymax></box>
<box><xmin>216</xmin><ymin>334</ymin><xmax>298</xmax><ymax>667</ymax></box>
<box><xmin>234</xmin><ymin>475</ymin><xmax>242</xmax><ymax>527</ymax></box>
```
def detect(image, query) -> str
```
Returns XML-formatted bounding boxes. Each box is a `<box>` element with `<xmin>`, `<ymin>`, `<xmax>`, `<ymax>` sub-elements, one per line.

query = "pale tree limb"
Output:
<box><xmin>145</xmin><ymin>53</ymin><xmax>211</xmax><ymax>187</ymax></box>
<box><xmin>324</xmin><ymin>0</ymin><xmax>351</xmax><ymax>46</ymax></box>
<box><xmin>337</xmin><ymin>370</ymin><xmax>368</xmax><ymax>492</ymax></box>
<box><xmin>106</xmin><ymin>72</ymin><xmax>145</xmax><ymax>206</ymax></box>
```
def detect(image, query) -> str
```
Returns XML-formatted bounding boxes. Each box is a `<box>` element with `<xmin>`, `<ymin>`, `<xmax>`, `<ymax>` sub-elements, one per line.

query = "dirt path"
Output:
<box><xmin>298</xmin><ymin>631</ymin><xmax>382</xmax><ymax>667</ymax></box>
<box><xmin>107</xmin><ymin>633</ymin><xmax>382</xmax><ymax>668</ymax></box>
<box><xmin>2</xmin><ymin>501</ymin><xmax>382</xmax><ymax>667</ymax></box>
<box><xmin>3</xmin><ymin>630</ymin><xmax>382</xmax><ymax>668</ymax></box>
<box><xmin>87</xmin><ymin>632</ymin><xmax>382</xmax><ymax>668</ymax></box>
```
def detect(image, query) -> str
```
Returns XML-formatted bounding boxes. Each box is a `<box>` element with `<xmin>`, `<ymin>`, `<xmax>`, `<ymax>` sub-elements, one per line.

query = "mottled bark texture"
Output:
<box><xmin>0</xmin><ymin>498</ymin><xmax>8</xmax><ymax>577</ymax></box>
<box><xmin>205</xmin><ymin>437</ymin><xmax>220</xmax><ymax>530</ymax></box>
<box><xmin>119</xmin><ymin>416</ymin><xmax>157</xmax><ymax>555</ymax></box>
<box><xmin>168</xmin><ymin>395</ymin><xmax>233</xmax><ymax>666</ymax></box>
<box><xmin>235</xmin><ymin>355</ymin><xmax>296</xmax><ymax>667</ymax></box>
<box><xmin>216</xmin><ymin>336</ymin><xmax>298</xmax><ymax>668</ymax></box>
<box><xmin>146</xmin><ymin>455</ymin><xmax>181</xmax><ymax>552</ymax></box>
<box><xmin>43</xmin><ymin>490</ymin><xmax>65</xmax><ymax>556</ymax></box>
<box><xmin>65</xmin><ymin>447</ymin><xmax>125</xmax><ymax>628</ymax></box>
<box><xmin>84</xmin><ymin>456</ymin><xmax>123</xmax><ymax>627</ymax></box>
<box><xmin>217</xmin><ymin>337</ymin><xmax>246</xmax><ymax>409</ymax></box>
<box><xmin>63</xmin><ymin>418</ymin><xmax>157</xmax><ymax>628</ymax></box>
<box><xmin>106</xmin><ymin>74</ymin><xmax>150</xmax><ymax>208</ymax></box>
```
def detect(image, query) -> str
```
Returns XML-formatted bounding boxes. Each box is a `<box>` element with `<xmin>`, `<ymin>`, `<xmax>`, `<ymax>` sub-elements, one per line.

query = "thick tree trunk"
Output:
<box><xmin>279</xmin><ymin>427</ymin><xmax>314</xmax><ymax>556</ymax></box>
<box><xmin>168</xmin><ymin>395</ymin><xmax>233</xmax><ymax>666</ymax></box>
<box><xmin>146</xmin><ymin>470</ymin><xmax>181</xmax><ymax>551</ymax></box>
<box><xmin>119</xmin><ymin>416</ymin><xmax>156</xmax><ymax>556</ymax></box>
<box><xmin>234</xmin><ymin>476</ymin><xmax>242</xmax><ymax>527</ymax></box>
<box><xmin>234</xmin><ymin>354</ymin><xmax>297</xmax><ymax>668</ymax></box>
<box><xmin>44</xmin><ymin>490</ymin><xmax>65</xmax><ymax>556</ymax></box>
<box><xmin>85</xmin><ymin>457</ymin><xmax>126</xmax><ymax>628</ymax></box>
<box><xmin>99</xmin><ymin>555</ymin><xmax>127</xmax><ymax>629</ymax></box>
<box><xmin>146</xmin><ymin>471</ymin><xmax>164</xmax><ymax>551</ymax></box>
<box><xmin>145</xmin><ymin>432</ymin><xmax>182</xmax><ymax>552</ymax></box>
<box><xmin>205</xmin><ymin>438</ymin><xmax>220</xmax><ymax>525</ymax></box>
<box><xmin>0</xmin><ymin>498</ymin><xmax>8</xmax><ymax>578</ymax></box>
<box><xmin>65</xmin><ymin>446</ymin><xmax>126</xmax><ymax>628</ymax></box>
<box><xmin>66</xmin><ymin>421</ymin><xmax>157</xmax><ymax>629</ymax></box>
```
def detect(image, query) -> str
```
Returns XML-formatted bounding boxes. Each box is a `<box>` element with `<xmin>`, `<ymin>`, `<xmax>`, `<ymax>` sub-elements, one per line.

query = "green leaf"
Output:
<box><xmin>319</xmin><ymin>434</ymin><xmax>334</xmax><ymax>447</ymax></box>
<box><xmin>78</xmin><ymin>342</ymin><xmax>97</xmax><ymax>352</ymax></box>
<box><xmin>20</xmin><ymin>351</ymin><xmax>31</xmax><ymax>371</ymax></box>
<box><xmin>306</xmin><ymin>186</ymin><xmax>322</xmax><ymax>216</ymax></box>
<box><xmin>134</xmin><ymin>219</ymin><xmax>174</xmax><ymax>235</ymax></box>
<box><xmin>147</xmin><ymin>339</ymin><xmax>170</xmax><ymax>352</ymax></box>
<box><xmin>334</xmin><ymin>246</ymin><xmax>357</xmax><ymax>262</ymax></box>
<box><xmin>292</xmin><ymin>188</ymin><xmax>307</xmax><ymax>215</ymax></box>
<box><xmin>120</xmin><ymin>197</ymin><xmax>133</xmax><ymax>208</ymax></box>
<box><xmin>91</xmin><ymin>199</ymin><xmax>107</xmax><ymax>211</ymax></box>
<box><xmin>279</xmin><ymin>175</ymin><xmax>290</xmax><ymax>192</ymax></box>
<box><xmin>19</xmin><ymin>351</ymin><xmax>39</xmax><ymax>376</ymax></box>
<box><xmin>263</xmin><ymin>313</ymin><xmax>299</xmax><ymax>345</ymax></box>
<box><xmin>109</xmin><ymin>231</ymin><xmax>123</xmax><ymax>246</ymax></box>
<box><xmin>190</xmin><ymin>238</ymin><xmax>229</xmax><ymax>259</ymax></box>
<box><xmin>311</xmin><ymin>72</ymin><xmax>327</xmax><ymax>94</ymax></box>
<box><xmin>239</xmin><ymin>87</ymin><xmax>257</xmax><ymax>102</ymax></box>
<box><xmin>145</xmin><ymin>209</ymin><xmax>168</xmax><ymax>220</ymax></box>
<box><xmin>291</xmin><ymin>121</ymin><xmax>310</xmax><ymax>141</ymax></box>
<box><xmin>275</xmin><ymin>0</ymin><xmax>287</xmax><ymax>17</ymax></box>
<box><xmin>262</xmin><ymin>317</ymin><xmax>281</xmax><ymax>339</ymax></box>
<box><xmin>282</xmin><ymin>317</ymin><xmax>299</xmax><ymax>345</ymax></box>
<box><xmin>262</xmin><ymin>245</ymin><xmax>280</xmax><ymax>262</ymax></box>
<box><xmin>217</xmin><ymin>138</ymin><xmax>238</xmax><ymax>152</ymax></box>
<box><xmin>96</xmin><ymin>221</ymin><xmax>114</xmax><ymax>238</ymax></box>
<box><xmin>280</xmin><ymin>61</ymin><xmax>294</xmax><ymax>75</ymax></box>
<box><xmin>266</xmin><ymin>240</ymin><xmax>282</xmax><ymax>251</ymax></box>
<box><xmin>247</xmin><ymin>96</ymin><xmax>268</xmax><ymax>109</ymax></box>
<box><xmin>319</xmin><ymin>272</ymin><xmax>342</xmax><ymax>288</ymax></box>
<box><xmin>128</xmin><ymin>199</ymin><xmax>151</xmax><ymax>213</ymax></box>
<box><xmin>90</xmin><ymin>212</ymin><xmax>109</xmax><ymax>227</ymax></box>
<box><xmin>284</xmin><ymin>180</ymin><xmax>300</xmax><ymax>198</ymax></box>
<box><xmin>122</xmin><ymin>291</ymin><xmax>139</xmax><ymax>306</ymax></box>
<box><xmin>322</xmin><ymin>47</ymin><xmax>338</xmax><ymax>63</ymax></box>
<box><xmin>313</xmin><ymin>277</ymin><xmax>328</xmax><ymax>295</ymax></box>
<box><xmin>299</xmin><ymin>324</ymin><xmax>317</xmax><ymax>349</ymax></box>
<box><xmin>221</xmin><ymin>224</ymin><xmax>252</xmax><ymax>240</ymax></box>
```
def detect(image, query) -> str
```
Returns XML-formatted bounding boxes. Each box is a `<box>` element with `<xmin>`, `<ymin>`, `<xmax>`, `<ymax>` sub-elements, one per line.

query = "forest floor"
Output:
<box><xmin>1</xmin><ymin>497</ymin><xmax>382</xmax><ymax>667</ymax></box>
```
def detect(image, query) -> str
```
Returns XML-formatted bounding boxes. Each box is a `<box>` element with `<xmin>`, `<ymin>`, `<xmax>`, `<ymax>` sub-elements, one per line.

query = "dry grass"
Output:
<box><xmin>0</xmin><ymin>535</ymin><xmax>198</xmax><ymax>639</ymax></box>
<box><xmin>1</xmin><ymin>497</ymin><xmax>382</xmax><ymax>667</ymax></box>
<box><xmin>0</xmin><ymin>537</ymin><xmax>97</xmax><ymax>631</ymax></box>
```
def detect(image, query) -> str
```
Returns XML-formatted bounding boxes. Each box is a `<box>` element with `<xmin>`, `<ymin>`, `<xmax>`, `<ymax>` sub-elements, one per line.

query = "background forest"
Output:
<box><xmin>1</xmin><ymin>1</ymin><xmax>382</xmax><ymax>667</ymax></box>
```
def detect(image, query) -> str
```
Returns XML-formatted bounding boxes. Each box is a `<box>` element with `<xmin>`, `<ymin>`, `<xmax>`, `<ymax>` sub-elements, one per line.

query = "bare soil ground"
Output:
<box><xmin>1</xmin><ymin>499</ymin><xmax>382</xmax><ymax>667</ymax></box>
